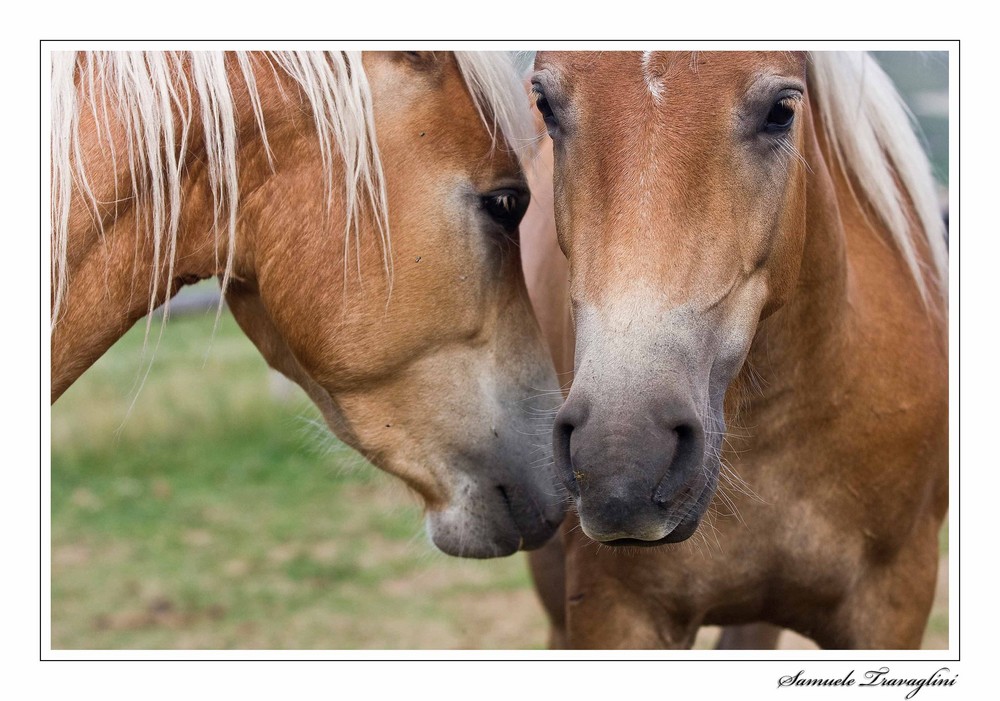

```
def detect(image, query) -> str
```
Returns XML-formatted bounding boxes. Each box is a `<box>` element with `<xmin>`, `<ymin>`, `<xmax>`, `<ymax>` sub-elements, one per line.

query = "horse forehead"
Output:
<box><xmin>641</xmin><ymin>51</ymin><xmax>770</xmax><ymax>93</ymax></box>
<box><xmin>548</xmin><ymin>51</ymin><xmax>808</xmax><ymax>183</ymax></box>
<box><xmin>541</xmin><ymin>50</ymin><xmax>804</xmax><ymax>100</ymax></box>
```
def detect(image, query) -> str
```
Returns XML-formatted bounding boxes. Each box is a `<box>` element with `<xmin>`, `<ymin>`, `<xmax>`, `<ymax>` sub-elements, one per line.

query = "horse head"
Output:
<box><xmin>227</xmin><ymin>52</ymin><xmax>566</xmax><ymax>557</ymax></box>
<box><xmin>533</xmin><ymin>51</ymin><xmax>813</xmax><ymax>543</ymax></box>
<box><xmin>52</xmin><ymin>51</ymin><xmax>566</xmax><ymax>558</ymax></box>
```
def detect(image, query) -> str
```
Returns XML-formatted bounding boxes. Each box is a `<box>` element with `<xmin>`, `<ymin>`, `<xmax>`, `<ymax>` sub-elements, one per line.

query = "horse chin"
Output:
<box><xmin>424</xmin><ymin>484</ymin><xmax>563</xmax><ymax>559</ymax></box>
<box><xmin>424</xmin><ymin>507</ymin><xmax>522</xmax><ymax>559</ymax></box>
<box><xmin>578</xmin><ymin>458</ymin><xmax>721</xmax><ymax>546</ymax></box>
<box><xmin>595</xmin><ymin>492</ymin><xmax>711</xmax><ymax>547</ymax></box>
<box><xmin>598</xmin><ymin>519</ymin><xmax>700</xmax><ymax>548</ymax></box>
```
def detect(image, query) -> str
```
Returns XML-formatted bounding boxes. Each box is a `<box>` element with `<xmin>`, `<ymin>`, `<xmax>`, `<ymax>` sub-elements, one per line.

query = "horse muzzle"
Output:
<box><xmin>425</xmin><ymin>471</ymin><xmax>564</xmax><ymax>558</ymax></box>
<box><xmin>553</xmin><ymin>390</ymin><xmax>717</xmax><ymax>544</ymax></box>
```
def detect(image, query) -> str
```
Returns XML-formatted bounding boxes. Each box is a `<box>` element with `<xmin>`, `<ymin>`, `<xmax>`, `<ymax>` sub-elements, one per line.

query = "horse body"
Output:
<box><xmin>52</xmin><ymin>51</ymin><xmax>565</xmax><ymax>559</ymax></box>
<box><xmin>527</xmin><ymin>51</ymin><xmax>947</xmax><ymax>648</ymax></box>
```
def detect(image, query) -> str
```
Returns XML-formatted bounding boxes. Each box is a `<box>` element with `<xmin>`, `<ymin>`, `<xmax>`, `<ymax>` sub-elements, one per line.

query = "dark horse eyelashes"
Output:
<box><xmin>763</xmin><ymin>90</ymin><xmax>803</xmax><ymax>134</ymax></box>
<box><xmin>764</xmin><ymin>98</ymin><xmax>797</xmax><ymax>134</ymax></box>
<box><xmin>482</xmin><ymin>189</ymin><xmax>529</xmax><ymax>231</ymax></box>
<box><xmin>532</xmin><ymin>86</ymin><xmax>559</xmax><ymax>136</ymax></box>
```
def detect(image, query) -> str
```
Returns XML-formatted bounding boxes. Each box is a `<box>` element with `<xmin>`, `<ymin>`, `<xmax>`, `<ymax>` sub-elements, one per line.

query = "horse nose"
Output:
<box><xmin>554</xmin><ymin>390</ymin><xmax>708</xmax><ymax>540</ymax></box>
<box><xmin>553</xmin><ymin>394</ymin><xmax>588</xmax><ymax>497</ymax></box>
<box><xmin>652</xmin><ymin>421</ymin><xmax>705</xmax><ymax>505</ymax></box>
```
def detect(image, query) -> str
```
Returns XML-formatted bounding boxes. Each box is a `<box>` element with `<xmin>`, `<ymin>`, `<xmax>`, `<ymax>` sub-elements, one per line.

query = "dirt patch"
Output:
<box><xmin>448</xmin><ymin>589</ymin><xmax>549</xmax><ymax>649</ymax></box>
<box><xmin>93</xmin><ymin>597</ymin><xmax>225</xmax><ymax>632</ymax></box>
<box><xmin>266</xmin><ymin>543</ymin><xmax>301</xmax><ymax>564</ymax></box>
<box><xmin>182</xmin><ymin>529</ymin><xmax>213</xmax><ymax>547</ymax></box>
<box><xmin>308</xmin><ymin>540</ymin><xmax>341</xmax><ymax>564</ymax></box>
<box><xmin>52</xmin><ymin>544</ymin><xmax>91</xmax><ymax>567</ymax></box>
<box><xmin>70</xmin><ymin>487</ymin><xmax>101</xmax><ymax>511</ymax></box>
<box><xmin>223</xmin><ymin>559</ymin><xmax>251</xmax><ymax>577</ymax></box>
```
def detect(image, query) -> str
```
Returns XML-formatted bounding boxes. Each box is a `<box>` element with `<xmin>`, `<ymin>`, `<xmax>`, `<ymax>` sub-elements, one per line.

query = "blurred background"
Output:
<box><xmin>872</xmin><ymin>51</ymin><xmax>949</xmax><ymax>188</ymax></box>
<box><xmin>50</xmin><ymin>51</ymin><xmax>950</xmax><ymax>650</ymax></box>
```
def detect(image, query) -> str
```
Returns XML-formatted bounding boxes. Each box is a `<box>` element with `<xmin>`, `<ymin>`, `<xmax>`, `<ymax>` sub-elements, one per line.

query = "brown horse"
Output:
<box><xmin>51</xmin><ymin>50</ymin><xmax>565</xmax><ymax>559</ymax></box>
<box><xmin>525</xmin><ymin>51</ymin><xmax>948</xmax><ymax>648</ymax></box>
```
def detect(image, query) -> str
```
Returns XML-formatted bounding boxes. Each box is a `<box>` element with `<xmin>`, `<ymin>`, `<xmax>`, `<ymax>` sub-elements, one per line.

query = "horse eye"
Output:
<box><xmin>763</xmin><ymin>98</ymin><xmax>796</xmax><ymax>134</ymax></box>
<box><xmin>482</xmin><ymin>189</ymin><xmax>529</xmax><ymax>230</ymax></box>
<box><xmin>532</xmin><ymin>86</ymin><xmax>559</xmax><ymax>136</ymax></box>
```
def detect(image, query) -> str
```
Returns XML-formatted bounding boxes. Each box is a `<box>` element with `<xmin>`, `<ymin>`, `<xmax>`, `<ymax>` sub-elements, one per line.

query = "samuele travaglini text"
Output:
<box><xmin>778</xmin><ymin>668</ymin><xmax>958</xmax><ymax>698</ymax></box>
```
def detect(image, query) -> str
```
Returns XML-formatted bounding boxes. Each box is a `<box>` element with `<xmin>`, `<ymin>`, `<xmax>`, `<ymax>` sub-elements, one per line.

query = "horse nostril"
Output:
<box><xmin>653</xmin><ymin>421</ymin><xmax>704</xmax><ymax>504</ymax></box>
<box><xmin>496</xmin><ymin>484</ymin><xmax>513</xmax><ymax>511</ymax></box>
<box><xmin>674</xmin><ymin>421</ymin><xmax>697</xmax><ymax>462</ymax></box>
<box><xmin>553</xmin><ymin>410</ymin><xmax>581</xmax><ymax>497</ymax></box>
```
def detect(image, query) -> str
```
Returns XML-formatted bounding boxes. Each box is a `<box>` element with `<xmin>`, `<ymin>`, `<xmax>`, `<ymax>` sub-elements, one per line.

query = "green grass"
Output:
<box><xmin>51</xmin><ymin>309</ymin><xmax>949</xmax><ymax>650</ymax></box>
<box><xmin>51</xmin><ymin>311</ymin><xmax>547</xmax><ymax>649</ymax></box>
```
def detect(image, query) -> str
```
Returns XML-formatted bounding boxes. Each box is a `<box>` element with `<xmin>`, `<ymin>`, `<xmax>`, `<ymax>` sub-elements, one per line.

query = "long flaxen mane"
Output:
<box><xmin>807</xmin><ymin>51</ymin><xmax>949</xmax><ymax>304</ymax></box>
<box><xmin>50</xmin><ymin>51</ymin><xmax>537</xmax><ymax>326</ymax></box>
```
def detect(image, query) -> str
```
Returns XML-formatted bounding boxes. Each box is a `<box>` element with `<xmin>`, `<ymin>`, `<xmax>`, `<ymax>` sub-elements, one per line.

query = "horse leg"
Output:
<box><xmin>527</xmin><ymin>534</ymin><xmax>568</xmax><ymax>648</ymax></box>
<box><xmin>565</xmin><ymin>584</ymin><xmax>698</xmax><ymax>649</ymax></box>
<box><xmin>813</xmin><ymin>523</ymin><xmax>941</xmax><ymax>649</ymax></box>
<box><xmin>715</xmin><ymin>623</ymin><xmax>783</xmax><ymax>650</ymax></box>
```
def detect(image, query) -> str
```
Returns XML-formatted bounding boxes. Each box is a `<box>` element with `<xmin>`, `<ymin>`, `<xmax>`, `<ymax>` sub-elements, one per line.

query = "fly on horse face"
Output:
<box><xmin>526</xmin><ymin>51</ymin><xmax>948</xmax><ymax>648</ymax></box>
<box><xmin>51</xmin><ymin>50</ymin><xmax>565</xmax><ymax>559</ymax></box>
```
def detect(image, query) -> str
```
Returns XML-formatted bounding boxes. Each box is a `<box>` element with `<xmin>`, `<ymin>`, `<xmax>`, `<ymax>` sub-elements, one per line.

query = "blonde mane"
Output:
<box><xmin>50</xmin><ymin>51</ymin><xmax>535</xmax><ymax>326</ymax></box>
<box><xmin>808</xmin><ymin>52</ymin><xmax>949</xmax><ymax>303</ymax></box>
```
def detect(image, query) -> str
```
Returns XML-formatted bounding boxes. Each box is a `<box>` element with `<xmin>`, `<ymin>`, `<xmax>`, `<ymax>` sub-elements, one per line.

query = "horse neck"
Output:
<box><xmin>731</xmin><ymin>95</ymin><xmax>946</xmax><ymax>440</ymax></box>
<box><xmin>51</xmin><ymin>62</ymin><xmax>274</xmax><ymax>401</ymax></box>
<box><xmin>727</xmin><ymin>99</ymin><xmax>856</xmax><ymax>430</ymax></box>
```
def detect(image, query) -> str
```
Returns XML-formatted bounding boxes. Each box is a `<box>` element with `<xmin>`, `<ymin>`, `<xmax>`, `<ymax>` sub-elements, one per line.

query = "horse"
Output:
<box><xmin>524</xmin><ymin>51</ymin><xmax>949</xmax><ymax>648</ymax></box>
<box><xmin>50</xmin><ymin>50</ymin><xmax>566</xmax><ymax>560</ymax></box>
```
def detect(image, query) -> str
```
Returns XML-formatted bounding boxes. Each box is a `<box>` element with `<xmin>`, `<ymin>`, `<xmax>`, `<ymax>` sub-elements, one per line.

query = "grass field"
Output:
<box><xmin>50</xmin><ymin>307</ymin><xmax>948</xmax><ymax>650</ymax></box>
<box><xmin>51</xmin><ymin>310</ymin><xmax>552</xmax><ymax>649</ymax></box>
